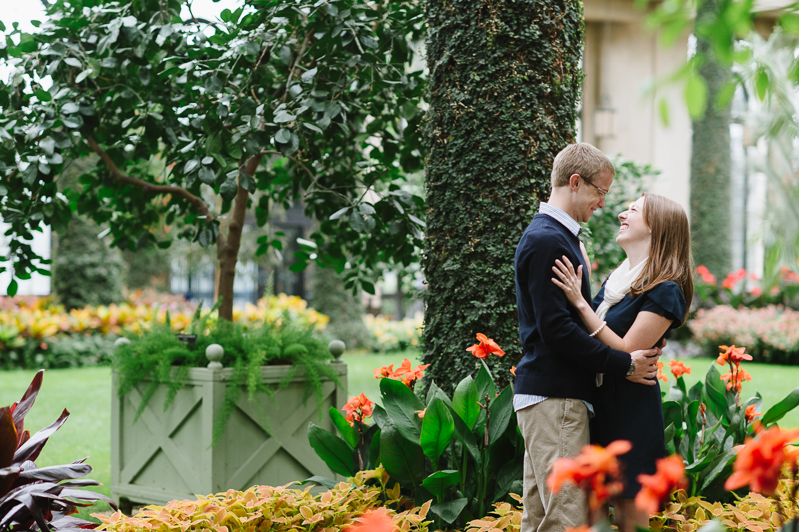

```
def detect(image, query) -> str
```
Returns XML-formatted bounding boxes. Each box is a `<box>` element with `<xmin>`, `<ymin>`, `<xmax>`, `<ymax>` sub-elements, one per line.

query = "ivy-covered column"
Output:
<box><xmin>422</xmin><ymin>0</ymin><xmax>584</xmax><ymax>392</ymax></box>
<box><xmin>690</xmin><ymin>0</ymin><xmax>732</xmax><ymax>279</ymax></box>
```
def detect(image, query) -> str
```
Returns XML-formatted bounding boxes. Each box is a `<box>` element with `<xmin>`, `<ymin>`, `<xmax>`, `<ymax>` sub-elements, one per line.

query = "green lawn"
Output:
<box><xmin>0</xmin><ymin>352</ymin><xmax>795</xmax><ymax>518</ymax></box>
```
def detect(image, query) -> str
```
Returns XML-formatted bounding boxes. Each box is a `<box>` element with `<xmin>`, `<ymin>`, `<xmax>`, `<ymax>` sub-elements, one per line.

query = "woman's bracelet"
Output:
<box><xmin>589</xmin><ymin>321</ymin><xmax>607</xmax><ymax>338</ymax></box>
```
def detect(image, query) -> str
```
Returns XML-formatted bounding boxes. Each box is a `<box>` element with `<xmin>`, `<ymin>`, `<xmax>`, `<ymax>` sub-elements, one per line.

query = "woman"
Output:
<box><xmin>550</xmin><ymin>193</ymin><xmax>693</xmax><ymax>532</ymax></box>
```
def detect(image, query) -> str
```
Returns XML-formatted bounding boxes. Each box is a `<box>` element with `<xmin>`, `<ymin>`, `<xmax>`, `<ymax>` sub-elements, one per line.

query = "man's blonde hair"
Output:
<box><xmin>551</xmin><ymin>143</ymin><xmax>615</xmax><ymax>188</ymax></box>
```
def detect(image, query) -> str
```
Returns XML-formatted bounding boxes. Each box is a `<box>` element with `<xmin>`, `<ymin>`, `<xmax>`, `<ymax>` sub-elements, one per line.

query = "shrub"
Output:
<box><xmin>52</xmin><ymin>217</ymin><xmax>124</xmax><ymax>310</ymax></box>
<box><xmin>92</xmin><ymin>469</ymin><xmax>431</xmax><ymax>532</ymax></box>
<box><xmin>693</xmin><ymin>266</ymin><xmax>799</xmax><ymax>312</ymax></box>
<box><xmin>689</xmin><ymin>306</ymin><xmax>799</xmax><ymax>363</ymax></box>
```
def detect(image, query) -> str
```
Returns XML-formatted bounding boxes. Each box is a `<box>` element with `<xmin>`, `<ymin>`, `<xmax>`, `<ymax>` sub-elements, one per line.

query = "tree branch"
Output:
<box><xmin>39</xmin><ymin>0</ymin><xmax>50</xmax><ymax>7</ymax></box>
<box><xmin>263</xmin><ymin>150</ymin><xmax>351</xmax><ymax>205</ymax></box>
<box><xmin>281</xmin><ymin>31</ymin><xmax>314</xmax><ymax>104</ymax></box>
<box><xmin>85</xmin><ymin>136</ymin><xmax>213</xmax><ymax>220</ymax></box>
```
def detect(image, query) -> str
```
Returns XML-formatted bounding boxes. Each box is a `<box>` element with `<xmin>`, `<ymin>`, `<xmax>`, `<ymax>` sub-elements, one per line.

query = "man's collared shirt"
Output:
<box><xmin>513</xmin><ymin>202</ymin><xmax>594</xmax><ymax>416</ymax></box>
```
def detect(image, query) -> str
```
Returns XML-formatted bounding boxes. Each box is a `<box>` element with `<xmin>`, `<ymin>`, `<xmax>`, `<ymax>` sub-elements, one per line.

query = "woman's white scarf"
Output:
<box><xmin>596</xmin><ymin>257</ymin><xmax>648</xmax><ymax>321</ymax></box>
<box><xmin>595</xmin><ymin>257</ymin><xmax>648</xmax><ymax>386</ymax></box>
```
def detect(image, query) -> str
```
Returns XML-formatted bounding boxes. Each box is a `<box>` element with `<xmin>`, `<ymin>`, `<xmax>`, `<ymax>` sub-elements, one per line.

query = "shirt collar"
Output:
<box><xmin>539</xmin><ymin>203</ymin><xmax>582</xmax><ymax>237</ymax></box>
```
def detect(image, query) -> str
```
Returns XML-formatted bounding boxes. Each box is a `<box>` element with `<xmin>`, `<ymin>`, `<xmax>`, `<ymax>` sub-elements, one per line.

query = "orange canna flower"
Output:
<box><xmin>415</xmin><ymin>409</ymin><xmax>425</xmax><ymax>419</ymax></box>
<box><xmin>547</xmin><ymin>440</ymin><xmax>632</xmax><ymax>509</ymax></box>
<box><xmin>373</xmin><ymin>364</ymin><xmax>395</xmax><ymax>379</ymax></box>
<box><xmin>345</xmin><ymin>508</ymin><xmax>395</xmax><ymax>532</ymax></box>
<box><xmin>466</xmin><ymin>333</ymin><xmax>505</xmax><ymax>359</ymax></box>
<box><xmin>510</xmin><ymin>366</ymin><xmax>516</xmax><ymax>376</ymax></box>
<box><xmin>342</xmin><ymin>393</ymin><xmax>375</xmax><ymax>426</ymax></box>
<box><xmin>635</xmin><ymin>454</ymin><xmax>687</xmax><ymax>515</ymax></box>
<box><xmin>668</xmin><ymin>359</ymin><xmax>691</xmax><ymax>379</ymax></box>
<box><xmin>656</xmin><ymin>360</ymin><xmax>668</xmax><ymax>383</ymax></box>
<box><xmin>720</xmin><ymin>367</ymin><xmax>753</xmax><ymax>392</ymax></box>
<box><xmin>717</xmin><ymin>345</ymin><xmax>753</xmax><ymax>366</ymax></box>
<box><xmin>372</xmin><ymin>360</ymin><xmax>429</xmax><ymax>389</ymax></box>
<box><xmin>745</xmin><ymin>405</ymin><xmax>763</xmax><ymax>423</ymax></box>
<box><xmin>725</xmin><ymin>426</ymin><xmax>799</xmax><ymax>494</ymax></box>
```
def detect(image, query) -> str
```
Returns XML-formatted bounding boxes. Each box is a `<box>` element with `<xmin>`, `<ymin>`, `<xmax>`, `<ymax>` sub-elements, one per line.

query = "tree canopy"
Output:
<box><xmin>0</xmin><ymin>0</ymin><xmax>425</xmax><ymax>319</ymax></box>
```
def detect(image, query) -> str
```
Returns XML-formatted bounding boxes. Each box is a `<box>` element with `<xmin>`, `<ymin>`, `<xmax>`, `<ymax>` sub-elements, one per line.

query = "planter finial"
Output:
<box><xmin>206</xmin><ymin>344</ymin><xmax>224</xmax><ymax>369</ymax></box>
<box><xmin>328</xmin><ymin>340</ymin><xmax>345</xmax><ymax>359</ymax></box>
<box><xmin>114</xmin><ymin>337</ymin><xmax>131</xmax><ymax>348</ymax></box>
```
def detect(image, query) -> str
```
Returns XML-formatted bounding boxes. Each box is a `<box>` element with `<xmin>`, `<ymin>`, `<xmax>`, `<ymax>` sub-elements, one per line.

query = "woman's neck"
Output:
<box><xmin>623</xmin><ymin>242</ymin><xmax>650</xmax><ymax>268</ymax></box>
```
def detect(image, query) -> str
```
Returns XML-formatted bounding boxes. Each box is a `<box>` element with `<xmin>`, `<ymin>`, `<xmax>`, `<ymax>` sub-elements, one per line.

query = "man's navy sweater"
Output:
<box><xmin>513</xmin><ymin>213</ymin><xmax>631</xmax><ymax>402</ymax></box>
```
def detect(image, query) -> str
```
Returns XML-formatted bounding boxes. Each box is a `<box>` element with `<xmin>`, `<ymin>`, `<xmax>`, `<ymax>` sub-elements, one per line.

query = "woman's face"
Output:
<box><xmin>616</xmin><ymin>196</ymin><xmax>650</xmax><ymax>248</ymax></box>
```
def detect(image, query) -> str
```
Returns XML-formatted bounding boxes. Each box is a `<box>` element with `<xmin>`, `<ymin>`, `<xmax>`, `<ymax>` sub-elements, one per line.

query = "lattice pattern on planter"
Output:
<box><xmin>111</xmin><ymin>363</ymin><xmax>348</xmax><ymax>509</ymax></box>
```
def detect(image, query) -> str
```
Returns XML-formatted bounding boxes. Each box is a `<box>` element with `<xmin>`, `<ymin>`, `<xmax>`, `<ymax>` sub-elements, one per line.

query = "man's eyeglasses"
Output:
<box><xmin>580</xmin><ymin>176</ymin><xmax>609</xmax><ymax>199</ymax></box>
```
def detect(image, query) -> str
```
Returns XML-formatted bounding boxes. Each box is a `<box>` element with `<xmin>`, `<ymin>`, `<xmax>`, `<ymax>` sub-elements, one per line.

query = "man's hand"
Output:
<box><xmin>626</xmin><ymin>348</ymin><xmax>662</xmax><ymax>385</ymax></box>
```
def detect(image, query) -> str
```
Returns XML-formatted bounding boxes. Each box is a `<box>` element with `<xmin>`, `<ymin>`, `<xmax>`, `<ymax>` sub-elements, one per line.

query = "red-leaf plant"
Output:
<box><xmin>0</xmin><ymin>370</ymin><xmax>116</xmax><ymax>532</ymax></box>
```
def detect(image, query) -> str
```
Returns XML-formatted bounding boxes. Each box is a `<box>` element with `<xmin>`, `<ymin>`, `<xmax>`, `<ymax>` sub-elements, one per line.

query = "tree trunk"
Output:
<box><xmin>690</xmin><ymin>0</ymin><xmax>732</xmax><ymax>279</ymax></box>
<box><xmin>216</xmin><ymin>156</ymin><xmax>261</xmax><ymax>321</ymax></box>
<box><xmin>422</xmin><ymin>0</ymin><xmax>584</xmax><ymax>392</ymax></box>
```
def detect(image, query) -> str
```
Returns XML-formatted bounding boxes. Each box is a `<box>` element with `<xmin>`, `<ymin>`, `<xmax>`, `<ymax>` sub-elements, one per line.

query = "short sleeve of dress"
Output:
<box><xmin>640</xmin><ymin>281</ymin><xmax>687</xmax><ymax>327</ymax></box>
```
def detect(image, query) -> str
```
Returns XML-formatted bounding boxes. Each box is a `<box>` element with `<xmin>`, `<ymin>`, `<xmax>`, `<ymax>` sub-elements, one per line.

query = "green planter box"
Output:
<box><xmin>111</xmin><ymin>361</ymin><xmax>347</xmax><ymax>511</ymax></box>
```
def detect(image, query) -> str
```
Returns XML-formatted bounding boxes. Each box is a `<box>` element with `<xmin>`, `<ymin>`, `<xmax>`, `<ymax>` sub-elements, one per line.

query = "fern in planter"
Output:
<box><xmin>113</xmin><ymin>305</ymin><xmax>340</xmax><ymax>444</ymax></box>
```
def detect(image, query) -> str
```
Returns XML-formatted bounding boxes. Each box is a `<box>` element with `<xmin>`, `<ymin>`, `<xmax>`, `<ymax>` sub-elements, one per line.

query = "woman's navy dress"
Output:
<box><xmin>590</xmin><ymin>281</ymin><xmax>687</xmax><ymax>498</ymax></box>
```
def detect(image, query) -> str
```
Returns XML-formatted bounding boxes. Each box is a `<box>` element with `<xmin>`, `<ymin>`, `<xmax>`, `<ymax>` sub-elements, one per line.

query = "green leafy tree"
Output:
<box><xmin>421</xmin><ymin>0</ymin><xmax>584</xmax><ymax>391</ymax></box>
<box><xmin>0</xmin><ymin>0</ymin><xmax>425</xmax><ymax>320</ymax></box>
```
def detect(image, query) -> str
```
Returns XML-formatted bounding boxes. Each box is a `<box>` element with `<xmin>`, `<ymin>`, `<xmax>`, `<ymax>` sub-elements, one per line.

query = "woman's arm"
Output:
<box><xmin>551</xmin><ymin>256</ymin><xmax>673</xmax><ymax>352</ymax></box>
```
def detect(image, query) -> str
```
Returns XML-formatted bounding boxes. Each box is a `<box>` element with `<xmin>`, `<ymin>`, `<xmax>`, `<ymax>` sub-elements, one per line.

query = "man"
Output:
<box><xmin>513</xmin><ymin>143</ymin><xmax>661</xmax><ymax>532</ymax></box>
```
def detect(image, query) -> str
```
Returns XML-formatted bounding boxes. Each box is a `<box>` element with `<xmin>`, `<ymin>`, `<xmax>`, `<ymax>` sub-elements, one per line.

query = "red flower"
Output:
<box><xmin>345</xmin><ymin>508</ymin><xmax>395</xmax><ymax>532</ymax></box>
<box><xmin>721</xmin><ymin>367</ymin><xmax>752</xmax><ymax>392</ymax></box>
<box><xmin>342</xmin><ymin>393</ymin><xmax>375</xmax><ymax>426</ymax></box>
<box><xmin>668</xmin><ymin>360</ymin><xmax>691</xmax><ymax>379</ymax></box>
<box><xmin>466</xmin><ymin>333</ymin><xmax>505</xmax><ymax>359</ymax></box>
<box><xmin>717</xmin><ymin>345</ymin><xmax>753</xmax><ymax>366</ymax></box>
<box><xmin>656</xmin><ymin>360</ymin><xmax>668</xmax><ymax>383</ymax></box>
<box><xmin>725</xmin><ymin>426</ymin><xmax>799</xmax><ymax>494</ymax></box>
<box><xmin>635</xmin><ymin>454</ymin><xmax>687</xmax><ymax>515</ymax></box>
<box><xmin>696</xmin><ymin>265</ymin><xmax>717</xmax><ymax>286</ymax></box>
<box><xmin>749</xmin><ymin>286</ymin><xmax>763</xmax><ymax>297</ymax></box>
<box><xmin>745</xmin><ymin>405</ymin><xmax>762</xmax><ymax>423</ymax></box>
<box><xmin>547</xmin><ymin>440</ymin><xmax>632</xmax><ymax>509</ymax></box>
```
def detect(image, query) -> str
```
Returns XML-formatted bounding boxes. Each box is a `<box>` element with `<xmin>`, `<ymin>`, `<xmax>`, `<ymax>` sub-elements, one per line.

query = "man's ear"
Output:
<box><xmin>569</xmin><ymin>173</ymin><xmax>581</xmax><ymax>191</ymax></box>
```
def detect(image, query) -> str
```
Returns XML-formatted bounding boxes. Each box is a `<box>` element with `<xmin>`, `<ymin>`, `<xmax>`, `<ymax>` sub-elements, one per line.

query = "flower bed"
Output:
<box><xmin>689</xmin><ymin>305</ymin><xmax>799</xmax><ymax>363</ymax></box>
<box><xmin>363</xmin><ymin>313</ymin><xmax>422</xmax><ymax>352</ymax></box>
<box><xmin>0</xmin><ymin>292</ymin><xmax>329</xmax><ymax>369</ymax></box>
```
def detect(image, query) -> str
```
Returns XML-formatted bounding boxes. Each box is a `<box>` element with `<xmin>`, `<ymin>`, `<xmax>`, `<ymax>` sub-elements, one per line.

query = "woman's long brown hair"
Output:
<box><xmin>630</xmin><ymin>193</ymin><xmax>694</xmax><ymax>322</ymax></box>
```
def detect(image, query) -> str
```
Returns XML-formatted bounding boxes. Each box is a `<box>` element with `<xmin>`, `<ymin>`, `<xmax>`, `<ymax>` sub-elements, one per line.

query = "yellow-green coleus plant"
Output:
<box><xmin>93</xmin><ymin>468</ymin><xmax>431</xmax><ymax>532</ymax></box>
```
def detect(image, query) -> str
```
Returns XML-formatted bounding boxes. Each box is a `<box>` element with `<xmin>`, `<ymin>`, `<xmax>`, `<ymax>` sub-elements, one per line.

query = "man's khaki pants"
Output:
<box><xmin>517</xmin><ymin>398</ymin><xmax>590</xmax><ymax>532</ymax></box>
